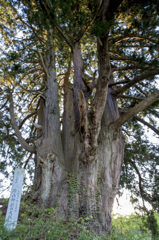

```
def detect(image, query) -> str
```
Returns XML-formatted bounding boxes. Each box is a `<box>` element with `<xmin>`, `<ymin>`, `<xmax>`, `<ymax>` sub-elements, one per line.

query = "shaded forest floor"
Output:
<box><xmin>0</xmin><ymin>198</ymin><xmax>158</xmax><ymax>239</ymax></box>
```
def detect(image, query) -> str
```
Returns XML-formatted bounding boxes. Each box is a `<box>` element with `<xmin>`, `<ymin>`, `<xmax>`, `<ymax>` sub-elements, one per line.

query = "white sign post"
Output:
<box><xmin>4</xmin><ymin>168</ymin><xmax>25</xmax><ymax>231</ymax></box>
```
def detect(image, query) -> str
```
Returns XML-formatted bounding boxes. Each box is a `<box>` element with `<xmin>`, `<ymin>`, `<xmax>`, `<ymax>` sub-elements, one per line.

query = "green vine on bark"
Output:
<box><xmin>67</xmin><ymin>173</ymin><xmax>78</xmax><ymax>217</ymax></box>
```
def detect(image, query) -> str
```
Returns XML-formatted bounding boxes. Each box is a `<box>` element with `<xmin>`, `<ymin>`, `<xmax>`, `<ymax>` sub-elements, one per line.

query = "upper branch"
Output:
<box><xmin>133</xmin><ymin>116</ymin><xmax>159</xmax><ymax>136</ymax></box>
<box><xmin>129</xmin><ymin>159</ymin><xmax>145</xmax><ymax>201</ymax></box>
<box><xmin>111</xmin><ymin>90</ymin><xmax>159</xmax><ymax>130</ymax></box>
<box><xmin>55</xmin><ymin>24</ymin><xmax>73</xmax><ymax>48</ymax></box>
<box><xmin>9</xmin><ymin>2</ymin><xmax>45</xmax><ymax>43</ymax></box>
<box><xmin>19</xmin><ymin>111</ymin><xmax>37</xmax><ymax>130</ymax></box>
<box><xmin>38</xmin><ymin>52</ymin><xmax>49</xmax><ymax>77</ymax></box>
<box><xmin>9</xmin><ymin>93</ymin><xmax>36</xmax><ymax>153</ymax></box>
<box><xmin>128</xmin><ymin>159</ymin><xmax>153</xmax><ymax>208</ymax></box>
<box><xmin>109</xmin><ymin>34</ymin><xmax>158</xmax><ymax>45</ymax></box>
<box><xmin>117</xmin><ymin>95</ymin><xmax>144</xmax><ymax>100</ymax></box>
<box><xmin>114</xmin><ymin>70</ymin><xmax>159</xmax><ymax>96</ymax></box>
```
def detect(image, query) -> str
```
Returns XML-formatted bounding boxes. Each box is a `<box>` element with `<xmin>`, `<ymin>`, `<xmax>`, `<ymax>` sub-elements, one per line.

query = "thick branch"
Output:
<box><xmin>112</xmin><ymin>90</ymin><xmax>159</xmax><ymax>129</ymax></box>
<box><xmin>134</xmin><ymin>116</ymin><xmax>159</xmax><ymax>135</ymax></box>
<box><xmin>33</xmin><ymin>123</ymin><xmax>43</xmax><ymax>130</ymax></box>
<box><xmin>19</xmin><ymin>84</ymin><xmax>45</xmax><ymax>93</ymax></box>
<box><xmin>55</xmin><ymin>24</ymin><xmax>73</xmax><ymax>48</ymax></box>
<box><xmin>72</xmin><ymin>41</ymin><xmax>85</xmax><ymax>128</ymax></box>
<box><xmin>110</xmin><ymin>55</ymin><xmax>130</xmax><ymax>61</ymax></box>
<box><xmin>109</xmin><ymin>80</ymin><xmax>129</xmax><ymax>87</ymax></box>
<box><xmin>9</xmin><ymin>94</ymin><xmax>36</xmax><ymax>153</ymax></box>
<box><xmin>38</xmin><ymin>52</ymin><xmax>49</xmax><ymax>77</ymax></box>
<box><xmin>93</xmin><ymin>36</ymin><xmax>110</xmax><ymax>125</ymax></box>
<box><xmin>114</xmin><ymin>71</ymin><xmax>159</xmax><ymax>96</ymax></box>
<box><xmin>117</xmin><ymin>95</ymin><xmax>144</xmax><ymax>100</ymax></box>
<box><xmin>112</xmin><ymin>66</ymin><xmax>134</xmax><ymax>72</ymax></box>
<box><xmin>0</xmin><ymin>98</ymin><xmax>9</xmax><ymax>110</ymax></box>
<box><xmin>23</xmin><ymin>153</ymin><xmax>33</xmax><ymax>169</ymax></box>
<box><xmin>109</xmin><ymin>34</ymin><xmax>158</xmax><ymax>45</ymax></box>
<box><xmin>135</xmin><ymin>85</ymin><xmax>146</xmax><ymax>97</ymax></box>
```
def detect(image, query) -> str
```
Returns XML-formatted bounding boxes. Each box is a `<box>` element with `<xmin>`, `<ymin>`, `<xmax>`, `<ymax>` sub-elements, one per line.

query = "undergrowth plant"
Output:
<box><xmin>0</xmin><ymin>201</ymin><xmax>158</xmax><ymax>239</ymax></box>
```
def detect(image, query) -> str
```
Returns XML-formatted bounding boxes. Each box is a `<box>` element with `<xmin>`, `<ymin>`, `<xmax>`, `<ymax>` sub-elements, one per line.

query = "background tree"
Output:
<box><xmin>0</xmin><ymin>0</ymin><xmax>159</xmax><ymax>235</ymax></box>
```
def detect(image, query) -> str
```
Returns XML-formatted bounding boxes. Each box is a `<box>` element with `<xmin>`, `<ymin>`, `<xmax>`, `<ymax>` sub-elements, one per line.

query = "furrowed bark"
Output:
<box><xmin>78</xmin><ymin>90</ymin><xmax>91</xmax><ymax>162</ymax></box>
<box><xmin>75</xmin><ymin>126</ymin><xmax>125</xmax><ymax>234</ymax></box>
<box><xmin>90</xmin><ymin>36</ymin><xmax>110</xmax><ymax>149</ymax></box>
<box><xmin>72</xmin><ymin>41</ymin><xmax>85</xmax><ymax>129</ymax></box>
<box><xmin>9</xmin><ymin>93</ymin><xmax>36</xmax><ymax>153</ymax></box>
<box><xmin>62</xmin><ymin>61</ymin><xmax>75</xmax><ymax>171</ymax></box>
<box><xmin>76</xmin><ymin>36</ymin><xmax>112</xmax><ymax>164</ymax></box>
<box><xmin>74</xmin><ymin>36</ymin><xmax>112</xmax><ymax>164</ymax></box>
<box><xmin>33</xmin><ymin>97</ymin><xmax>44</xmax><ymax>191</ymax></box>
<box><xmin>34</xmin><ymin>28</ymin><xmax>67</xmax><ymax>209</ymax></box>
<box><xmin>93</xmin><ymin>36</ymin><xmax>110</xmax><ymax>124</ymax></box>
<box><xmin>112</xmin><ymin>90</ymin><xmax>159</xmax><ymax>130</ymax></box>
<box><xmin>42</xmin><ymin>30</ymin><xmax>63</xmax><ymax>159</ymax></box>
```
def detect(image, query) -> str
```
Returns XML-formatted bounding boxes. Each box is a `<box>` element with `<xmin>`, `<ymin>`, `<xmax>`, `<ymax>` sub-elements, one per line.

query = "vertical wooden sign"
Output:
<box><xmin>4</xmin><ymin>168</ymin><xmax>25</xmax><ymax>231</ymax></box>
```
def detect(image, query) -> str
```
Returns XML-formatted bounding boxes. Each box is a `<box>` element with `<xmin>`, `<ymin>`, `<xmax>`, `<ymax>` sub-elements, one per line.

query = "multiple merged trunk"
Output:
<box><xmin>7</xmin><ymin>0</ymin><xmax>159</xmax><ymax>236</ymax></box>
<box><xmin>33</xmin><ymin>33</ymin><xmax>125</xmax><ymax>234</ymax></box>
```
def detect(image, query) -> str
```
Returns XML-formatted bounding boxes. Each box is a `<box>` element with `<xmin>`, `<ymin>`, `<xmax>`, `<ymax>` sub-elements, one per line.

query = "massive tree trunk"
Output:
<box><xmin>32</xmin><ymin>30</ymin><xmax>125</xmax><ymax>234</ymax></box>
